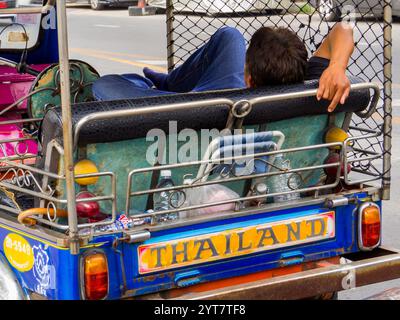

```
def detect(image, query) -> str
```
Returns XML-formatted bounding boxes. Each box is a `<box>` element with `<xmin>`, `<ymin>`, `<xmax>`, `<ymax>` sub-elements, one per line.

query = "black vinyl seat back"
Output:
<box><xmin>40</xmin><ymin>77</ymin><xmax>370</xmax><ymax>149</ymax></box>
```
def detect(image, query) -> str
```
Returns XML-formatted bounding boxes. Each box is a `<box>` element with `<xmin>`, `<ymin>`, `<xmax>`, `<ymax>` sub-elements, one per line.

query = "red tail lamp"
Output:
<box><xmin>82</xmin><ymin>251</ymin><xmax>108</xmax><ymax>300</ymax></box>
<box><xmin>358</xmin><ymin>203</ymin><xmax>381</xmax><ymax>251</ymax></box>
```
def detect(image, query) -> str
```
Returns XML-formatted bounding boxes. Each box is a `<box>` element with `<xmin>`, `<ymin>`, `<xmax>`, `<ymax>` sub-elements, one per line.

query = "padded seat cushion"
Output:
<box><xmin>40</xmin><ymin>77</ymin><xmax>370</xmax><ymax>148</ymax></box>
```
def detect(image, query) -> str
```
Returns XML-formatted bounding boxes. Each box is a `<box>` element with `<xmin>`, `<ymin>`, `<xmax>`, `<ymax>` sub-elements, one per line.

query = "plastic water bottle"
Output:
<box><xmin>272</xmin><ymin>155</ymin><xmax>301</xmax><ymax>203</ymax></box>
<box><xmin>245</xmin><ymin>182</ymin><xmax>268</xmax><ymax>208</ymax></box>
<box><xmin>153</xmin><ymin>170</ymin><xmax>179</xmax><ymax>222</ymax></box>
<box><xmin>178</xmin><ymin>178</ymin><xmax>194</xmax><ymax>219</ymax></box>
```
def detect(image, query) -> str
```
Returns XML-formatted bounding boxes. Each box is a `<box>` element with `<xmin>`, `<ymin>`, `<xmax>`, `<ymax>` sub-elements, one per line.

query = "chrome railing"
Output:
<box><xmin>126</xmin><ymin>141</ymin><xmax>345</xmax><ymax>222</ymax></box>
<box><xmin>0</xmin><ymin>82</ymin><xmax>384</xmax><ymax>237</ymax></box>
<box><xmin>0</xmin><ymin>118</ymin><xmax>41</xmax><ymax>170</ymax></box>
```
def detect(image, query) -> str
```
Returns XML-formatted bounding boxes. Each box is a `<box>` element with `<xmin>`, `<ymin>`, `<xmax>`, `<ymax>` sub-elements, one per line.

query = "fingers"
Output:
<box><xmin>340</xmin><ymin>87</ymin><xmax>350</xmax><ymax>105</ymax></box>
<box><xmin>318</xmin><ymin>81</ymin><xmax>332</xmax><ymax>101</ymax></box>
<box><xmin>317</xmin><ymin>80</ymin><xmax>326</xmax><ymax>101</ymax></box>
<box><xmin>318</xmin><ymin>80</ymin><xmax>350</xmax><ymax>112</ymax></box>
<box><xmin>328</xmin><ymin>91</ymin><xmax>342</xmax><ymax>113</ymax></box>
<box><xmin>322</xmin><ymin>83</ymin><xmax>332</xmax><ymax>101</ymax></box>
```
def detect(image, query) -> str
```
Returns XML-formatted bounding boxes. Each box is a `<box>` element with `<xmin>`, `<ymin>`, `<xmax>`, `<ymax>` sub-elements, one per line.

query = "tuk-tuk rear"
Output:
<box><xmin>0</xmin><ymin>0</ymin><xmax>399</xmax><ymax>300</ymax></box>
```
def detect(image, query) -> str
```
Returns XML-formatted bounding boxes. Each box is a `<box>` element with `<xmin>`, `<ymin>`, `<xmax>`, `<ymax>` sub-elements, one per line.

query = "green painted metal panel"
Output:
<box><xmin>56</xmin><ymin>113</ymin><xmax>345</xmax><ymax>215</ymax></box>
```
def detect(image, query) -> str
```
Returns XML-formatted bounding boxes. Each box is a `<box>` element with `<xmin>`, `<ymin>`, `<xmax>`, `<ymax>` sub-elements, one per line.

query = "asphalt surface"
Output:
<box><xmin>66</xmin><ymin>5</ymin><xmax>400</xmax><ymax>300</ymax></box>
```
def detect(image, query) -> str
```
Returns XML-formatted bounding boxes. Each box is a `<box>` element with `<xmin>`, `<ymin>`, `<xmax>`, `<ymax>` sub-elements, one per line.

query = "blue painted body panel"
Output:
<box><xmin>1</xmin><ymin>13</ymin><xmax>59</xmax><ymax>65</ymax></box>
<box><xmin>0</xmin><ymin>222</ymin><xmax>80</xmax><ymax>299</ymax></box>
<box><xmin>0</xmin><ymin>192</ymin><xmax>381</xmax><ymax>300</ymax></box>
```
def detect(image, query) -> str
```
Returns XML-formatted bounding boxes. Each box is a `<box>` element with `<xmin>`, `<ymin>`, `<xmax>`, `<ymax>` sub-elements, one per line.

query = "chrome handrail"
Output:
<box><xmin>72</xmin><ymin>83</ymin><xmax>379</xmax><ymax>150</ymax></box>
<box><xmin>0</xmin><ymin>82</ymin><xmax>384</xmax><ymax>235</ymax></box>
<box><xmin>125</xmin><ymin>141</ymin><xmax>345</xmax><ymax>218</ymax></box>
<box><xmin>73</xmin><ymin>98</ymin><xmax>234</xmax><ymax>150</ymax></box>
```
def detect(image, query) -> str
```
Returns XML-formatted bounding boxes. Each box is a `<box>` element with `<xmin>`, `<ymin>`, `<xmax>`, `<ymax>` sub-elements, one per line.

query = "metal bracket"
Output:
<box><xmin>121</xmin><ymin>230</ymin><xmax>151</xmax><ymax>244</ymax></box>
<box><xmin>341</xmin><ymin>268</ymin><xmax>356</xmax><ymax>290</ymax></box>
<box><xmin>369</xmin><ymin>190</ymin><xmax>382</xmax><ymax>202</ymax></box>
<box><xmin>225</xmin><ymin>100</ymin><xmax>252</xmax><ymax>131</ymax></box>
<box><xmin>111</xmin><ymin>239</ymin><xmax>128</xmax><ymax>295</ymax></box>
<box><xmin>325</xmin><ymin>197</ymin><xmax>349</xmax><ymax>208</ymax></box>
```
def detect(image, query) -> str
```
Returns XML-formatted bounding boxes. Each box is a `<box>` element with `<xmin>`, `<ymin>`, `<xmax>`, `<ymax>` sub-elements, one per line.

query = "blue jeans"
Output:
<box><xmin>92</xmin><ymin>27</ymin><xmax>247</xmax><ymax>101</ymax></box>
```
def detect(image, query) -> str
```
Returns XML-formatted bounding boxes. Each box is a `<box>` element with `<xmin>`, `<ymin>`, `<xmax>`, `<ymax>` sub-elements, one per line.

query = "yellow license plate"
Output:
<box><xmin>138</xmin><ymin>211</ymin><xmax>335</xmax><ymax>274</ymax></box>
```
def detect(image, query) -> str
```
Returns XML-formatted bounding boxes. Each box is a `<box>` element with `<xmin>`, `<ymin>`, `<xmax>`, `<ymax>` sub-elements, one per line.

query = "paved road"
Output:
<box><xmin>67</xmin><ymin>5</ymin><xmax>400</xmax><ymax>300</ymax></box>
<box><xmin>68</xmin><ymin>6</ymin><xmax>168</xmax><ymax>74</ymax></box>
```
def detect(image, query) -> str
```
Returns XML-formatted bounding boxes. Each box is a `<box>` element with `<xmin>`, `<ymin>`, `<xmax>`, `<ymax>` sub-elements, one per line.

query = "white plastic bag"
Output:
<box><xmin>182</xmin><ymin>182</ymin><xmax>239</xmax><ymax>218</ymax></box>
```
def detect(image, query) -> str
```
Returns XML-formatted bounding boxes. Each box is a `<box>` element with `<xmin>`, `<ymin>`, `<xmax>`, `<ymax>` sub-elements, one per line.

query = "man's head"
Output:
<box><xmin>245</xmin><ymin>27</ymin><xmax>308</xmax><ymax>88</ymax></box>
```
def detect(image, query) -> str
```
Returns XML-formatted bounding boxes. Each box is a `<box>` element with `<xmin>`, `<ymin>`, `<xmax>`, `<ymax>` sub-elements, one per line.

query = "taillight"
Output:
<box><xmin>0</xmin><ymin>2</ymin><xmax>8</xmax><ymax>9</ymax></box>
<box><xmin>83</xmin><ymin>252</ymin><xmax>108</xmax><ymax>300</ymax></box>
<box><xmin>359</xmin><ymin>203</ymin><xmax>381</xmax><ymax>251</ymax></box>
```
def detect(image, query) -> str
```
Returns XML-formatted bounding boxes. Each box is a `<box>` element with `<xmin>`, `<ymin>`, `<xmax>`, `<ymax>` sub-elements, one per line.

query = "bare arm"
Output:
<box><xmin>314</xmin><ymin>22</ymin><xmax>355</xmax><ymax>112</ymax></box>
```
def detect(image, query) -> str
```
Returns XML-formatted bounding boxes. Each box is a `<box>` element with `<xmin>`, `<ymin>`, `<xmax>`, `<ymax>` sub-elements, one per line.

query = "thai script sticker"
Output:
<box><xmin>3</xmin><ymin>233</ymin><xmax>34</xmax><ymax>272</ymax></box>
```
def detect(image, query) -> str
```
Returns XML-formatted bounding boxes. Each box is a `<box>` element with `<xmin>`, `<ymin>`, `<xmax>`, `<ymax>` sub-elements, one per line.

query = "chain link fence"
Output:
<box><xmin>165</xmin><ymin>0</ymin><xmax>393</xmax><ymax>198</ymax></box>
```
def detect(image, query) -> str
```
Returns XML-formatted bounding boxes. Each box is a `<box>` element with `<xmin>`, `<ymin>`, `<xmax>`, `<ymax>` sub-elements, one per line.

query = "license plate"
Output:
<box><xmin>138</xmin><ymin>211</ymin><xmax>335</xmax><ymax>274</ymax></box>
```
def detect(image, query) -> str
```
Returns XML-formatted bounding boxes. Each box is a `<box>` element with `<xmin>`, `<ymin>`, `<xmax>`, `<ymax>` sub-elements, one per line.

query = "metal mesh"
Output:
<box><xmin>166</xmin><ymin>0</ymin><xmax>392</xmax><ymax>196</ymax></box>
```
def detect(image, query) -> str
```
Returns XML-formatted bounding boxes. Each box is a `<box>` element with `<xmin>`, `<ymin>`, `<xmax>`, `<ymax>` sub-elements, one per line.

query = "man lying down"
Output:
<box><xmin>92</xmin><ymin>22</ymin><xmax>355</xmax><ymax>113</ymax></box>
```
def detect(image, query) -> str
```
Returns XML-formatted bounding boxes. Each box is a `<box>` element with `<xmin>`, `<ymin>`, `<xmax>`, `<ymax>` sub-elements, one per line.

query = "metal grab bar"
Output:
<box><xmin>0</xmin><ymin>83</ymin><xmax>382</xmax><ymax>233</ymax></box>
<box><xmin>0</xmin><ymin>57</ymin><xmax>19</xmax><ymax>68</ymax></box>
<box><xmin>72</xmin><ymin>82</ymin><xmax>379</xmax><ymax>150</ymax></box>
<box><xmin>201</xmin><ymin>141</ymin><xmax>278</xmax><ymax>183</ymax></box>
<box><xmin>344</xmin><ymin>128</ymin><xmax>383</xmax><ymax>186</ymax></box>
<box><xmin>0</xmin><ymin>159</ymin><xmax>118</xmax><ymax>231</ymax></box>
<box><xmin>125</xmin><ymin>141</ymin><xmax>344</xmax><ymax>217</ymax></box>
<box><xmin>248</xmin><ymin>82</ymin><xmax>380</xmax><ymax>120</ymax></box>
<box><xmin>0</xmin><ymin>128</ymin><xmax>383</xmax><ymax>232</ymax></box>
<box><xmin>196</xmin><ymin>131</ymin><xmax>285</xmax><ymax>181</ymax></box>
<box><xmin>354</xmin><ymin>83</ymin><xmax>381</xmax><ymax>119</ymax></box>
<box><xmin>73</xmin><ymin>98</ymin><xmax>234</xmax><ymax>150</ymax></box>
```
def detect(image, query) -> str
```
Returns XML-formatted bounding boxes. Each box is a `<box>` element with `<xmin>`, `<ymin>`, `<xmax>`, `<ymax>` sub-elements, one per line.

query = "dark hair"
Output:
<box><xmin>246</xmin><ymin>27</ymin><xmax>308</xmax><ymax>87</ymax></box>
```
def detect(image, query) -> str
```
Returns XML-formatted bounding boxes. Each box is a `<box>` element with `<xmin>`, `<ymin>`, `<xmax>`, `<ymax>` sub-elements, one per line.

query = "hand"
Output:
<box><xmin>317</xmin><ymin>63</ymin><xmax>351</xmax><ymax>113</ymax></box>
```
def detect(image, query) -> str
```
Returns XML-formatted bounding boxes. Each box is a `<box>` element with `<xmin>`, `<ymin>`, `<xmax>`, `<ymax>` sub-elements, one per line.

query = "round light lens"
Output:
<box><xmin>325</xmin><ymin>127</ymin><xmax>349</xmax><ymax>150</ymax></box>
<box><xmin>76</xmin><ymin>191</ymin><xmax>100</xmax><ymax>218</ymax></box>
<box><xmin>74</xmin><ymin>159</ymin><xmax>99</xmax><ymax>186</ymax></box>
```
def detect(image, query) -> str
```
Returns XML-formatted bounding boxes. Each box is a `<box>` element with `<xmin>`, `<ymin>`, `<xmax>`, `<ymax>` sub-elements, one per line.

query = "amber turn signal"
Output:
<box><xmin>83</xmin><ymin>252</ymin><xmax>108</xmax><ymax>300</ymax></box>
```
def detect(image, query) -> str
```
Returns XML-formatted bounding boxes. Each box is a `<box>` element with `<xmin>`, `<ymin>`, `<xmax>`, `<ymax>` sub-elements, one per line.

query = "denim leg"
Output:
<box><xmin>92</xmin><ymin>27</ymin><xmax>246</xmax><ymax>100</ymax></box>
<box><xmin>92</xmin><ymin>74</ymin><xmax>174</xmax><ymax>101</ymax></box>
<box><xmin>166</xmin><ymin>27</ymin><xmax>247</xmax><ymax>92</ymax></box>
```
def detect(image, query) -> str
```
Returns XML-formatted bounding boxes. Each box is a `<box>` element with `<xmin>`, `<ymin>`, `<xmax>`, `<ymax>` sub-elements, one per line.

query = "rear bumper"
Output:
<box><xmin>137</xmin><ymin>247</ymin><xmax>400</xmax><ymax>300</ymax></box>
